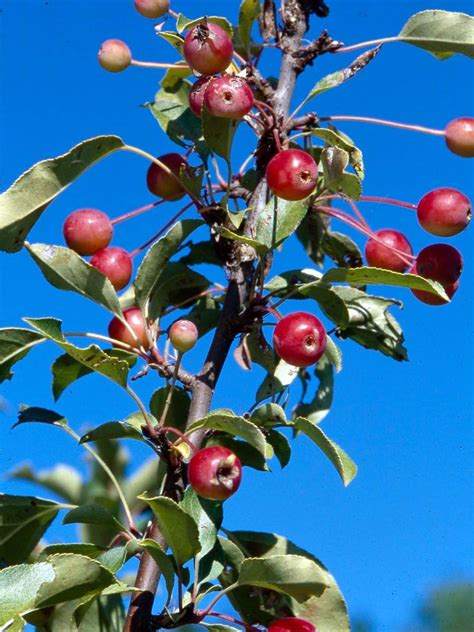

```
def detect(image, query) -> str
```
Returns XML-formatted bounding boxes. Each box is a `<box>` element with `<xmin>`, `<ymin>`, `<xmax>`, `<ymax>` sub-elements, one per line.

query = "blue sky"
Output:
<box><xmin>0</xmin><ymin>1</ymin><xmax>473</xmax><ymax>630</ymax></box>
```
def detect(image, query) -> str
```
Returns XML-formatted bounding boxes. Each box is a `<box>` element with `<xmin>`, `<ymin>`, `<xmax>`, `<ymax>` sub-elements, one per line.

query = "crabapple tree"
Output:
<box><xmin>0</xmin><ymin>2</ymin><xmax>472</xmax><ymax>632</ymax></box>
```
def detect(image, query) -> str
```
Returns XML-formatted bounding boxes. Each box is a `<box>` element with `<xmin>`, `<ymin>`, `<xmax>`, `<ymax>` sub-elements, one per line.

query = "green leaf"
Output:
<box><xmin>398</xmin><ymin>10</ymin><xmax>474</xmax><ymax>59</ymax></box>
<box><xmin>256</xmin><ymin>197</ymin><xmax>309</xmax><ymax>250</ymax></box>
<box><xmin>250</xmin><ymin>403</ymin><xmax>287</xmax><ymax>427</ymax></box>
<box><xmin>215</xmin><ymin>226</ymin><xmax>267</xmax><ymax>256</ymax></box>
<box><xmin>150</xmin><ymin>386</ymin><xmax>191</xmax><ymax>432</ymax></box>
<box><xmin>38</xmin><ymin>543</ymin><xmax>106</xmax><ymax>560</ymax></box>
<box><xmin>8</xmin><ymin>463</ymin><xmax>83</xmax><ymax>504</ymax></box>
<box><xmin>161</xmin><ymin>63</ymin><xmax>193</xmax><ymax>90</ymax></box>
<box><xmin>0</xmin><ymin>328</ymin><xmax>44</xmax><ymax>383</ymax></box>
<box><xmin>256</xmin><ymin>360</ymin><xmax>300</xmax><ymax>402</ymax></box>
<box><xmin>294</xmin><ymin>355</ymin><xmax>334</xmax><ymax>424</ymax></box>
<box><xmin>322</xmin><ymin>266</ymin><xmax>448</xmax><ymax>299</ymax></box>
<box><xmin>74</xmin><ymin>593</ymin><xmax>125</xmax><ymax>632</ymax></box>
<box><xmin>138</xmin><ymin>496</ymin><xmax>200</xmax><ymax>565</ymax></box>
<box><xmin>320</xmin><ymin>147</ymin><xmax>362</xmax><ymax>199</ymax></box>
<box><xmin>134</xmin><ymin>220</ymin><xmax>202</xmax><ymax>316</ymax></box>
<box><xmin>187</xmin><ymin>411</ymin><xmax>269</xmax><ymax>458</ymax></box>
<box><xmin>202</xmin><ymin>106</ymin><xmax>239</xmax><ymax>161</ymax></box>
<box><xmin>293</xmin><ymin>417</ymin><xmax>357</xmax><ymax>486</ymax></box>
<box><xmin>295</xmin><ymin>206</ymin><xmax>327</xmax><ymax>268</ymax></box>
<box><xmin>156</xmin><ymin>31</ymin><xmax>184</xmax><ymax>55</ymax></box>
<box><xmin>239</xmin><ymin>0</ymin><xmax>261</xmax><ymax>51</ymax></box>
<box><xmin>266</xmin><ymin>430</ymin><xmax>291</xmax><ymax>468</ymax></box>
<box><xmin>79</xmin><ymin>421</ymin><xmax>145</xmax><ymax>445</ymax></box>
<box><xmin>146</xmin><ymin>262</ymin><xmax>210</xmax><ymax>319</ymax></box>
<box><xmin>179</xmin><ymin>240</ymin><xmax>222</xmax><ymax>267</ymax></box>
<box><xmin>186</xmin><ymin>297</ymin><xmax>223</xmax><ymax>338</ymax></box>
<box><xmin>238</xmin><ymin>554</ymin><xmax>329</xmax><ymax>602</ymax></box>
<box><xmin>63</xmin><ymin>505</ymin><xmax>125</xmax><ymax>532</ymax></box>
<box><xmin>0</xmin><ymin>494</ymin><xmax>60</xmax><ymax>566</ymax></box>
<box><xmin>26</xmin><ymin>243</ymin><xmax>122</xmax><ymax>315</ymax></box>
<box><xmin>0</xmin><ymin>554</ymin><xmax>118</xmax><ymax>625</ymax></box>
<box><xmin>139</xmin><ymin>539</ymin><xmax>175</xmax><ymax>598</ymax></box>
<box><xmin>204</xmin><ymin>435</ymin><xmax>268</xmax><ymax>472</ymax></box>
<box><xmin>320</xmin><ymin>230</ymin><xmax>363</xmax><ymax>268</ymax></box>
<box><xmin>300</xmin><ymin>284</ymin><xmax>349</xmax><ymax>327</ymax></box>
<box><xmin>14</xmin><ymin>404</ymin><xmax>67</xmax><ymax>428</ymax></box>
<box><xmin>23</xmin><ymin>318</ymin><xmax>132</xmax><ymax>387</ymax></box>
<box><xmin>324</xmin><ymin>336</ymin><xmax>342</xmax><ymax>373</ymax></box>
<box><xmin>181</xmin><ymin>488</ymin><xmax>223</xmax><ymax>558</ymax></box>
<box><xmin>265</xmin><ymin>268</ymin><xmax>323</xmax><ymax>297</ymax></box>
<box><xmin>0</xmin><ymin>136</ymin><xmax>124</xmax><ymax>253</ymax></box>
<box><xmin>176</xmin><ymin>15</ymin><xmax>233</xmax><ymax>35</ymax></box>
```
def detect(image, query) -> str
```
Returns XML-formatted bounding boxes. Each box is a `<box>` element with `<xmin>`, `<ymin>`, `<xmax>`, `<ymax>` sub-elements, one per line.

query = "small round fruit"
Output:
<box><xmin>417</xmin><ymin>187</ymin><xmax>471</xmax><ymax>237</ymax></box>
<box><xmin>63</xmin><ymin>209</ymin><xmax>113</xmax><ymax>256</ymax></box>
<box><xmin>410</xmin><ymin>264</ymin><xmax>460</xmax><ymax>306</ymax></box>
<box><xmin>415</xmin><ymin>243</ymin><xmax>463</xmax><ymax>286</ymax></box>
<box><xmin>189</xmin><ymin>76</ymin><xmax>212</xmax><ymax>118</ymax></box>
<box><xmin>203</xmin><ymin>76</ymin><xmax>254</xmax><ymax>120</ymax></box>
<box><xmin>134</xmin><ymin>0</ymin><xmax>169</xmax><ymax>19</ymax></box>
<box><xmin>266</xmin><ymin>149</ymin><xmax>318</xmax><ymax>201</ymax></box>
<box><xmin>146</xmin><ymin>153</ymin><xmax>187</xmax><ymax>201</ymax></box>
<box><xmin>273</xmin><ymin>312</ymin><xmax>326</xmax><ymax>368</ymax></box>
<box><xmin>90</xmin><ymin>247</ymin><xmax>133</xmax><ymax>291</ymax></box>
<box><xmin>365</xmin><ymin>229</ymin><xmax>413</xmax><ymax>273</ymax></box>
<box><xmin>183</xmin><ymin>22</ymin><xmax>233</xmax><ymax>75</ymax></box>
<box><xmin>108</xmin><ymin>307</ymin><xmax>150</xmax><ymax>349</ymax></box>
<box><xmin>268</xmin><ymin>618</ymin><xmax>316</xmax><ymax>632</ymax></box>
<box><xmin>188</xmin><ymin>446</ymin><xmax>242</xmax><ymax>501</ymax></box>
<box><xmin>445</xmin><ymin>117</ymin><xmax>474</xmax><ymax>158</ymax></box>
<box><xmin>169</xmin><ymin>319</ymin><xmax>198</xmax><ymax>353</ymax></box>
<box><xmin>98</xmin><ymin>39</ymin><xmax>131</xmax><ymax>73</ymax></box>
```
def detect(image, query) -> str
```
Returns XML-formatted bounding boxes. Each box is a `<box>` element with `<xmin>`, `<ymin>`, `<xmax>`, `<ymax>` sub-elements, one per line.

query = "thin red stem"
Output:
<box><xmin>205</xmin><ymin>612</ymin><xmax>261</xmax><ymax>632</ymax></box>
<box><xmin>160</xmin><ymin>426</ymin><xmax>198</xmax><ymax>453</ymax></box>
<box><xmin>359</xmin><ymin>195</ymin><xmax>417</xmax><ymax>210</ymax></box>
<box><xmin>319</xmin><ymin>115</ymin><xmax>445</xmax><ymax>136</ymax></box>
<box><xmin>161</xmin><ymin>287</ymin><xmax>224</xmax><ymax>317</ymax></box>
<box><xmin>111</xmin><ymin>200</ymin><xmax>165</xmax><ymax>226</ymax></box>
<box><xmin>129</xmin><ymin>202</ymin><xmax>194</xmax><ymax>258</ymax></box>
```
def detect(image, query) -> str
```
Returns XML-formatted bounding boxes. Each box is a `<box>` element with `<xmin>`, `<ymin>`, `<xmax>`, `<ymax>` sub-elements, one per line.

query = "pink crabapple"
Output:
<box><xmin>90</xmin><ymin>246</ymin><xmax>133</xmax><ymax>291</ymax></box>
<box><xmin>445</xmin><ymin>117</ymin><xmax>474</xmax><ymax>158</ymax></box>
<box><xmin>188</xmin><ymin>446</ymin><xmax>242</xmax><ymax>501</ymax></box>
<box><xmin>169</xmin><ymin>319</ymin><xmax>198</xmax><ymax>353</ymax></box>
<box><xmin>203</xmin><ymin>76</ymin><xmax>254</xmax><ymax>120</ymax></box>
<box><xmin>189</xmin><ymin>76</ymin><xmax>213</xmax><ymax>118</ymax></box>
<box><xmin>63</xmin><ymin>209</ymin><xmax>113</xmax><ymax>256</ymax></box>
<box><xmin>417</xmin><ymin>187</ymin><xmax>471</xmax><ymax>237</ymax></box>
<box><xmin>365</xmin><ymin>229</ymin><xmax>413</xmax><ymax>273</ymax></box>
<box><xmin>108</xmin><ymin>307</ymin><xmax>150</xmax><ymax>350</ymax></box>
<box><xmin>183</xmin><ymin>22</ymin><xmax>233</xmax><ymax>76</ymax></box>
<box><xmin>266</xmin><ymin>149</ymin><xmax>318</xmax><ymax>201</ymax></box>
<box><xmin>134</xmin><ymin>0</ymin><xmax>169</xmax><ymax>19</ymax></box>
<box><xmin>268</xmin><ymin>618</ymin><xmax>316</xmax><ymax>632</ymax></box>
<box><xmin>273</xmin><ymin>312</ymin><xmax>326</xmax><ymax>368</ymax></box>
<box><xmin>98</xmin><ymin>39</ymin><xmax>131</xmax><ymax>73</ymax></box>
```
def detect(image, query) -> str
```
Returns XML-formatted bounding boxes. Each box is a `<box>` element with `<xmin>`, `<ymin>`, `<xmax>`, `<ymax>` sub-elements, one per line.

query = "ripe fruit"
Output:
<box><xmin>108</xmin><ymin>307</ymin><xmax>150</xmax><ymax>349</ymax></box>
<box><xmin>365</xmin><ymin>229</ymin><xmax>413</xmax><ymax>273</ymax></box>
<box><xmin>63</xmin><ymin>209</ymin><xmax>113</xmax><ymax>256</ymax></box>
<box><xmin>266</xmin><ymin>149</ymin><xmax>318</xmax><ymax>201</ymax></box>
<box><xmin>134</xmin><ymin>0</ymin><xmax>169</xmax><ymax>19</ymax></box>
<box><xmin>445</xmin><ymin>117</ymin><xmax>474</xmax><ymax>158</ymax></box>
<box><xmin>169</xmin><ymin>319</ymin><xmax>198</xmax><ymax>353</ymax></box>
<box><xmin>183</xmin><ymin>22</ymin><xmax>233</xmax><ymax>75</ymax></box>
<box><xmin>417</xmin><ymin>187</ymin><xmax>471</xmax><ymax>237</ymax></box>
<box><xmin>98</xmin><ymin>39</ymin><xmax>131</xmax><ymax>73</ymax></box>
<box><xmin>146</xmin><ymin>153</ymin><xmax>187</xmax><ymax>201</ymax></box>
<box><xmin>411</xmin><ymin>276</ymin><xmax>459</xmax><ymax>306</ymax></box>
<box><xmin>273</xmin><ymin>312</ymin><xmax>326</xmax><ymax>368</ymax></box>
<box><xmin>90</xmin><ymin>246</ymin><xmax>132</xmax><ymax>291</ymax></box>
<box><xmin>203</xmin><ymin>76</ymin><xmax>254</xmax><ymax>120</ymax></box>
<box><xmin>268</xmin><ymin>618</ymin><xmax>316</xmax><ymax>632</ymax></box>
<box><xmin>415</xmin><ymin>243</ymin><xmax>463</xmax><ymax>286</ymax></box>
<box><xmin>189</xmin><ymin>76</ymin><xmax>212</xmax><ymax>118</ymax></box>
<box><xmin>188</xmin><ymin>446</ymin><xmax>242</xmax><ymax>501</ymax></box>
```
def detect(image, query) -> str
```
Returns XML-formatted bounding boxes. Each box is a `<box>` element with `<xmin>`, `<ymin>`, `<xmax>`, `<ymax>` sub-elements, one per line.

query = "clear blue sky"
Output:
<box><xmin>0</xmin><ymin>1</ymin><xmax>473</xmax><ymax>630</ymax></box>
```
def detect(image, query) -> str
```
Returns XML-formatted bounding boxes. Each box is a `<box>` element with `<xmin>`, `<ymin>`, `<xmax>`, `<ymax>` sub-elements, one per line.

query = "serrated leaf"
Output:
<box><xmin>63</xmin><ymin>505</ymin><xmax>125</xmax><ymax>532</ymax></box>
<box><xmin>324</xmin><ymin>336</ymin><xmax>342</xmax><ymax>373</ymax></box>
<box><xmin>0</xmin><ymin>494</ymin><xmax>61</xmax><ymax>566</ymax></box>
<box><xmin>202</xmin><ymin>105</ymin><xmax>239</xmax><ymax>161</ymax></box>
<box><xmin>181</xmin><ymin>488</ymin><xmax>223</xmax><ymax>559</ymax></box>
<box><xmin>0</xmin><ymin>328</ymin><xmax>44</xmax><ymax>383</ymax></box>
<box><xmin>23</xmin><ymin>318</ymin><xmax>132</xmax><ymax>387</ymax></box>
<box><xmin>38</xmin><ymin>543</ymin><xmax>105</xmax><ymax>560</ymax></box>
<box><xmin>256</xmin><ymin>197</ymin><xmax>309</xmax><ymax>250</ymax></box>
<box><xmin>204</xmin><ymin>435</ymin><xmax>268</xmax><ymax>472</ymax></box>
<box><xmin>0</xmin><ymin>554</ymin><xmax>118</xmax><ymax>625</ymax></box>
<box><xmin>156</xmin><ymin>31</ymin><xmax>184</xmax><ymax>54</ymax></box>
<box><xmin>134</xmin><ymin>220</ymin><xmax>202</xmax><ymax>316</ymax></box>
<box><xmin>293</xmin><ymin>417</ymin><xmax>357</xmax><ymax>486</ymax></box>
<box><xmin>238</xmin><ymin>554</ymin><xmax>329</xmax><ymax>602</ymax></box>
<box><xmin>322</xmin><ymin>266</ymin><xmax>448</xmax><ymax>299</ymax></box>
<box><xmin>215</xmin><ymin>226</ymin><xmax>267</xmax><ymax>255</ymax></box>
<box><xmin>74</xmin><ymin>593</ymin><xmax>125</xmax><ymax>632</ymax></box>
<box><xmin>256</xmin><ymin>360</ymin><xmax>300</xmax><ymax>402</ymax></box>
<box><xmin>186</xmin><ymin>411</ymin><xmax>268</xmax><ymax>457</ymax></box>
<box><xmin>294</xmin><ymin>355</ymin><xmax>333</xmax><ymax>424</ymax></box>
<box><xmin>26</xmin><ymin>243</ymin><xmax>122</xmax><ymax>316</ymax></box>
<box><xmin>138</xmin><ymin>496</ymin><xmax>200</xmax><ymax>565</ymax></box>
<box><xmin>319</xmin><ymin>230</ymin><xmax>363</xmax><ymax>268</ymax></box>
<box><xmin>398</xmin><ymin>10</ymin><xmax>474</xmax><ymax>59</ymax></box>
<box><xmin>296</xmin><ymin>210</ymin><xmax>327</xmax><ymax>268</ymax></box>
<box><xmin>250</xmin><ymin>403</ymin><xmax>287</xmax><ymax>427</ymax></box>
<box><xmin>161</xmin><ymin>63</ymin><xmax>193</xmax><ymax>90</ymax></box>
<box><xmin>79</xmin><ymin>420</ymin><xmax>145</xmax><ymax>444</ymax></box>
<box><xmin>139</xmin><ymin>539</ymin><xmax>175</xmax><ymax>598</ymax></box>
<box><xmin>266</xmin><ymin>430</ymin><xmax>291</xmax><ymax>468</ymax></box>
<box><xmin>8</xmin><ymin>464</ymin><xmax>82</xmax><ymax>504</ymax></box>
<box><xmin>320</xmin><ymin>147</ymin><xmax>362</xmax><ymax>199</ymax></box>
<box><xmin>239</xmin><ymin>0</ymin><xmax>261</xmax><ymax>51</ymax></box>
<box><xmin>176</xmin><ymin>15</ymin><xmax>233</xmax><ymax>35</ymax></box>
<box><xmin>0</xmin><ymin>136</ymin><xmax>124</xmax><ymax>253</ymax></box>
<box><xmin>150</xmin><ymin>386</ymin><xmax>191</xmax><ymax>432</ymax></box>
<box><xmin>146</xmin><ymin>262</ymin><xmax>210</xmax><ymax>319</ymax></box>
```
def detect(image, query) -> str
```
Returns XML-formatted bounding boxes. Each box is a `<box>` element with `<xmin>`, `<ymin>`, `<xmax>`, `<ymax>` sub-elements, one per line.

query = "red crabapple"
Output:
<box><xmin>108</xmin><ymin>307</ymin><xmax>150</xmax><ymax>349</ymax></box>
<box><xmin>169</xmin><ymin>319</ymin><xmax>198</xmax><ymax>353</ymax></box>
<box><xmin>417</xmin><ymin>187</ymin><xmax>471</xmax><ymax>237</ymax></box>
<box><xmin>268</xmin><ymin>618</ymin><xmax>316</xmax><ymax>632</ymax></box>
<box><xmin>189</xmin><ymin>76</ymin><xmax>212</xmax><ymax>118</ymax></box>
<box><xmin>365</xmin><ymin>229</ymin><xmax>413</xmax><ymax>273</ymax></box>
<box><xmin>98</xmin><ymin>39</ymin><xmax>131</xmax><ymax>73</ymax></box>
<box><xmin>410</xmin><ymin>264</ymin><xmax>460</xmax><ymax>306</ymax></box>
<box><xmin>63</xmin><ymin>209</ymin><xmax>113</xmax><ymax>256</ymax></box>
<box><xmin>203</xmin><ymin>76</ymin><xmax>254</xmax><ymax>120</ymax></box>
<box><xmin>445</xmin><ymin>117</ymin><xmax>474</xmax><ymax>158</ymax></box>
<box><xmin>90</xmin><ymin>246</ymin><xmax>132</xmax><ymax>291</ymax></box>
<box><xmin>134</xmin><ymin>0</ymin><xmax>169</xmax><ymax>19</ymax></box>
<box><xmin>183</xmin><ymin>22</ymin><xmax>233</xmax><ymax>75</ymax></box>
<box><xmin>266</xmin><ymin>149</ymin><xmax>318</xmax><ymax>201</ymax></box>
<box><xmin>415</xmin><ymin>243</ymin><xmax>463</xmax><ymax>287</ymax></box>
<box><xmin>188</xmin><ymin>446</ymin><xmax>242</xmax><ymax>501</ymax></box>
<box><xmin>146</xmin><ymin>153</ymin><xmax>187</xmax><ymax>201</ymax></box>
<box><xmin>273</xmin><ymin>312</ymin><xmax>326</xmax><ymax>368</ymax></box>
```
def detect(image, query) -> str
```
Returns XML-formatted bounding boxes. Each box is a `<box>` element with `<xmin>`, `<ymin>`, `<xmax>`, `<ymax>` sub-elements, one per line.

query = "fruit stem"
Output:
<box><xmin>358</xmin><ymin>195</ymin><xmax>417</xmax><ymax>210</ymax></box>
<box><xmin>111</xmin><ymin>200</ymin><xmax>165</xmax><ymax>225</ymax></box>
<box><xmin>162</xmin><ymin>287</ymin><xmax>224</xmax><ymax>317</ymax></box>
<box><xmin>125</xmin><ymin>384</ymin><xmax>157</xmax><ymax>440</ymax></box>
<box><xmin>318</xmin><ymin>115</ymin><xmax>445</xmax><ymax>136</ymax></box>
<box><xmin>129</xmin><ymin>202</ymin><xmax>194</xmax><ymax>258</ymax></box>
<box><xmin>200</xmin><ymin>582</ymin><xmax>239</xmax><ymax>618</ymax></box>
<box><xmin>334</xmin><ymin>36</ymin><xmax>399</xmax><ymax>53</ymax></box>
<box><xmin>237</xmin><ymin>151</ymin><xmax>256</xmax><ymax>177</ymax></box>
<box><xmin>161</xmin><ymin>427</ymin><xmax>198</xmax><ymax>454</ymax></box>
<box><xmin>205</xmin><ymin>612</ymin><xmax>262</xmax><ymax>632</ymax></box>
<box><xmin>64</xmin><ymin>331</ymin><xmax>149</xmax><ymax>360</ymax></box>
<box><xmin>158</xmin><ymin>353</ymin><xmax>182</xmax><ymax>426</ymax></box>
<box><xmin>130</xmin><ymin>59</ymin><xmax>191</xmax><ymax>70</ymax></box>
